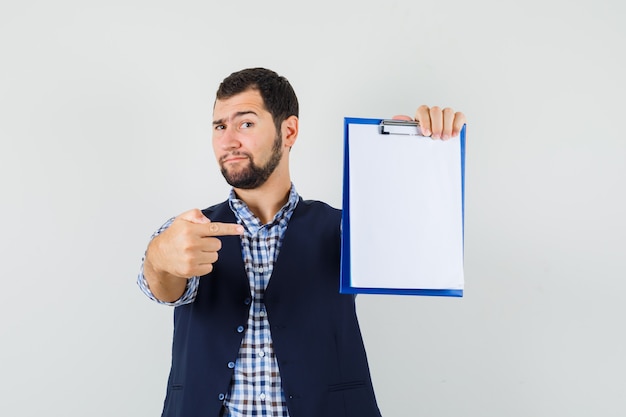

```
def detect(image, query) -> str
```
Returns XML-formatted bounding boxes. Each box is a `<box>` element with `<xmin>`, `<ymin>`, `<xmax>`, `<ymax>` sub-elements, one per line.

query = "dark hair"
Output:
<box><xmin>215</xmin><ymin>67</ymin><xmax>299</xmax><ymax>132</ymax></box>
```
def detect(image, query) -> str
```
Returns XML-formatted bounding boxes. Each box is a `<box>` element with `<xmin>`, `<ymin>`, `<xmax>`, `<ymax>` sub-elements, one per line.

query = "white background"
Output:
<box><xmin>1</xmin><ymin>1</ymin><xmax>624</xmax><ymax>416</ymax></box>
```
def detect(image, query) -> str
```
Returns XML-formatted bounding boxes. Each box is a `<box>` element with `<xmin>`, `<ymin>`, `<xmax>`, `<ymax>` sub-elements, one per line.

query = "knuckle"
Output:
<box><xmin>181</xmin><ymin>242</ymin><xmax>195</xmax><ymax>255</ymax></box>
<box><xmin>205</xmin><ymin>237</ymin><xmax>220</xmax><ymax>252</ymax></box>
<box><xmin>209</xmin><ymin>252</ymin><xmax>219</xmax><ymax>264</ymax></box>
<box><xmin>181</xmin><ymin>249</ymin><xmax>197</xmax><ymax>266</ymax></box>
<box><xmin>179</xmin><ymin>227</ymin><xmax>194</xmax><ymax>240</ymax></box>
<box><xmin>179</xmin><ymin>265</ymin><xmax>193</xmax><ymax>277</ymax></box>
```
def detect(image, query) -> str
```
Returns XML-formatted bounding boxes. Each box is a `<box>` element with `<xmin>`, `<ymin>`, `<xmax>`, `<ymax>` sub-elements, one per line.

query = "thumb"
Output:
<box><xmin>178</xmin><ymin>208</ymin><xmax>211</xmax><ymax>224</ymax></box>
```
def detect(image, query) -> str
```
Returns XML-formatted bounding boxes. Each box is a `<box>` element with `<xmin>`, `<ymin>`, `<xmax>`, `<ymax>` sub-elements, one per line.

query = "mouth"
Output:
<box><xmin>220</xmin><ymin>153</ymin><xmax>250</xmax><ymax>164</ymax></box>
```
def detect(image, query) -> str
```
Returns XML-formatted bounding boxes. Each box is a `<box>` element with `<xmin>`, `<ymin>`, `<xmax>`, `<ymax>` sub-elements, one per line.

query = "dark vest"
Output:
<box><xmin>161</xmin><ymin>199</ymin><xmax>381</xmax><ymax>417</ymax></box>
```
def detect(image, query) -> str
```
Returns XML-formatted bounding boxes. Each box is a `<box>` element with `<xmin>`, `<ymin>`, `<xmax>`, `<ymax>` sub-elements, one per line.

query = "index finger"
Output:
<box><xmin>201</xmin><ymin>222</ymin><xmax>244</xmax><ymax>237</ymax></box>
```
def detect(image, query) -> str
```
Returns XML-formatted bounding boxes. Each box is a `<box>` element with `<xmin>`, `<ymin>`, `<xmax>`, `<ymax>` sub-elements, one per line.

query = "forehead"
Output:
<box><xmin>213</xmin><ymin>89</ymin><xmax>268</xmax><ymax>119</ymax></box>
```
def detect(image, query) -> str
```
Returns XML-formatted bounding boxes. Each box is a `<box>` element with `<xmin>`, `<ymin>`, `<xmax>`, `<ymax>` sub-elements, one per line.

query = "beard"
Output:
<box><xmin>219</xmin><ymin>132</ymin><xmax>283</xmax><ymax>190</ymax></box>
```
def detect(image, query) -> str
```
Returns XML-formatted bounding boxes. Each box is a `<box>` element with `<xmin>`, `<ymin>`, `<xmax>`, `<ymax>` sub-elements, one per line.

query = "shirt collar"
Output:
<box><xmin>228</xmin><ymin>183</ymin><xmax>300</xmax><ymax>232</ymax></box>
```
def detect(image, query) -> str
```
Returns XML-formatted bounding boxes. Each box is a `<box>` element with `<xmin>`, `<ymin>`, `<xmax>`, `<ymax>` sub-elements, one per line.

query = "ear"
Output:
<box><xmin>281</xmin><ymin>115</ymin><xmax>299</xmax><ymax>149</ymax></box>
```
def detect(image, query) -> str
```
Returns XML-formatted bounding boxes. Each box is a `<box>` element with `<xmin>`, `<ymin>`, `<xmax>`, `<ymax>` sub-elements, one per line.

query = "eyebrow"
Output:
<box><xmin>212</xmin><ymin>110</ymin><xmax>258</xmax><ymax>126</ymax></box>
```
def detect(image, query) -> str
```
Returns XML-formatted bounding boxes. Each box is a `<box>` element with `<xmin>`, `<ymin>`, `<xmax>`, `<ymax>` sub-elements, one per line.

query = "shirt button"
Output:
<box><xmin>258</xmin><ymin>351</ymin><xmax>265</xmax><ymax>358</ymax></box>
<box><xmin>258</xmin><ymin>267</ymin><xmax>264</xmax><ymax>273</ymax></box>
<box><xmin>218</xmin><ymin>393</ymin><xmax>225</xmax><ymax>401</ymax></box>
<box><xmin>259</xmin><ymin>393</ymin><xmax>266</xmax><ymax>401</ymax></box>
<box><xmin>259</xmin><ymin>310</ymin><xmax>266</xmax><ymax>317</ymax></box>
<box><xmin>227</xmin><ymin>361</ymin><xmax>235</xmax><ymax>369</ymax></box>
<box><xmin>236</xmin><ymin>325</ymin><xmax>245</xmax><ymax>333</ymax></box>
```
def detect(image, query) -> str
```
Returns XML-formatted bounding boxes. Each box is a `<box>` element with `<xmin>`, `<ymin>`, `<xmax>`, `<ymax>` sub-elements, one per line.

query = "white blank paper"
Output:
<box><xmin>346</xmin><ymin>122</ymin><xmax>464</xmax><ymax>291</ymax></box>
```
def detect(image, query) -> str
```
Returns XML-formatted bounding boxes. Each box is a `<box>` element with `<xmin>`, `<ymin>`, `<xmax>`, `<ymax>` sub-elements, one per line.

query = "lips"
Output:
<box><xmin>220</xmin><ymin>153</ymin><xmax>250</xmax><ymax>164</ymax></box>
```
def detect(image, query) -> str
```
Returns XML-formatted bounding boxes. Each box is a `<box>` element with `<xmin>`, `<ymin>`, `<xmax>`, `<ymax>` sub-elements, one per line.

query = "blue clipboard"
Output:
<box><xmin>340</xmin><ymin>117</ymin><xmax>466</xmax><ymax>297</ymax></box>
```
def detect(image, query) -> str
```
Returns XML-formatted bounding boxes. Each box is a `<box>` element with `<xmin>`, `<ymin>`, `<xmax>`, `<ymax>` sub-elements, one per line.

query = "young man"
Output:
<box><xmin>138</xmin><ymin>67</ymin><xmax>466</xmax><ymax>417</ymax></box>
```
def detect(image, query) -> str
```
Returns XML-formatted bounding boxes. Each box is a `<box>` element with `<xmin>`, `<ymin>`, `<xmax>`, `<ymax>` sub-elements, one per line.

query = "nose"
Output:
<box><xmin>216</xmin><ymin>128</ymin><xmax>241</xmax><ymax>151</ymax></box>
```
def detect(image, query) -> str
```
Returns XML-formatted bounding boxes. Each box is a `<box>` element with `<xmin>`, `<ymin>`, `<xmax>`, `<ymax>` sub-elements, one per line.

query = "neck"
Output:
<box><xmin>233</xmin><ymin>172</ymin><xmax>292</xmax><ymax>225</ymax></box>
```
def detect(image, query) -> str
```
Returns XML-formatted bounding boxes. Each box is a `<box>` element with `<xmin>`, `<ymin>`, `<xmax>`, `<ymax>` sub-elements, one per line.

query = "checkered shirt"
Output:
<box><xmin>137</xmin><ymin>185</ymin><xmax>300</xmax><ymax>417</ymax></box>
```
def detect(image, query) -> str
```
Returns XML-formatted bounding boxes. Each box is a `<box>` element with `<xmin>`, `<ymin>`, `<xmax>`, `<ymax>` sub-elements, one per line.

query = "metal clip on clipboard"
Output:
<box><xmin>379</xmin><ymin>119</ymin><xmax>423</xmax><ymax>136</ymax></box>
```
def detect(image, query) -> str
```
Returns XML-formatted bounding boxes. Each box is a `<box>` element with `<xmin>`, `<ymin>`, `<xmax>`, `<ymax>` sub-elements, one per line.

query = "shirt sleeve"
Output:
<box><xmin>136</xmin><ymin>217</ymin><xmax>200</xmax><ymax>307</ymax></box>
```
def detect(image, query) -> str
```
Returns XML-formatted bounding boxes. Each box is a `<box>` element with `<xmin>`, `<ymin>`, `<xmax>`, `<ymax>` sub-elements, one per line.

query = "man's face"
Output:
<box><xmin>212</xmin><ymin>90</ymin><xmax>283</xmax><ymax>189</ymax></box>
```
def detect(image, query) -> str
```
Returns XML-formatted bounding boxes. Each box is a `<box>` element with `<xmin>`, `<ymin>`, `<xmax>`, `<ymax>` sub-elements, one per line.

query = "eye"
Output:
<box><xmin>214</xmin><ymin>124</ymin><xmax>225</xmax><ymax>131</ymax></box>
<box><xmin>241</xmin><ymin>121</ymin><xmax>253</xmax><ymax>129</ymax></box>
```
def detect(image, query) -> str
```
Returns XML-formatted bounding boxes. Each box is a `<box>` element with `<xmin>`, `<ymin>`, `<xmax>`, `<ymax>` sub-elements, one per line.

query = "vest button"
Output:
<box><xmin>218</xmin><ymin>393</ymin><xmax>225</xmax><ymax>401</ymax></box>
<box><xmin>236</xmin><ymin>325</ymin><xmax>245</xmax><ymax>333</ymax></box>
<box><xmin>244</xmin><ymin>298</ymin><xmax>251</xmax><ymax>305</ymax></box>
<box><xmin>227</xmin><ymin>361</ymin><xmax>235</xmax><ymax>369</ymax></box>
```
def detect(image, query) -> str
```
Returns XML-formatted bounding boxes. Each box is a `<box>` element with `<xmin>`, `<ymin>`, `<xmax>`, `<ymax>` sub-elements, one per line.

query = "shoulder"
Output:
<box><xmin>202</xmin><ymin>199</ymin><xmax>229</xmax><ymax>212</ymax></box>
<box><xmin>299</xmin><ymin>199</ymin><xmax>340</xmax><ymax>213</ymax></box>
<box><xmin>200</xmin><ymin>200</ymin><xmax>232</xmax><ymax>221</ymax></box>
<box><xmin>293</xmin><ymin>199</ymin><xmax>341</xmax><ymax>224</ymax></box>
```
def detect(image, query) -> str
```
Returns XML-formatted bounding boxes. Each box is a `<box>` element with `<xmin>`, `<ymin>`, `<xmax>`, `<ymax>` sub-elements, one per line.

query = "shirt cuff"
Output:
<box><xmin>136</xmin><ymin>216</ymin><xmax>200</xmax><ymax>306</ymax></box>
